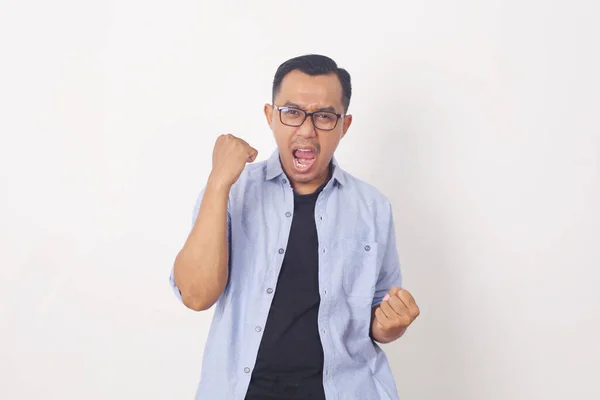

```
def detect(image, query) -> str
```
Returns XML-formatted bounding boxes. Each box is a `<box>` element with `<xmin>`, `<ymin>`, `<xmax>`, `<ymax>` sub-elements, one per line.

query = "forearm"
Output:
<box><xmin>174</xmin><ymin>177</ymin><xmax>230</xmax><ymax>311</ymax></box>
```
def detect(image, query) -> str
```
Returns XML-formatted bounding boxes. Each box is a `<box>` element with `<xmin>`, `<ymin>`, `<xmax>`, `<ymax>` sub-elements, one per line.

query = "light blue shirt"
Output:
<box><xmin>170</xmin><ymin>149</ymin><xmax>403</xmax><ymax>400</ymax></box>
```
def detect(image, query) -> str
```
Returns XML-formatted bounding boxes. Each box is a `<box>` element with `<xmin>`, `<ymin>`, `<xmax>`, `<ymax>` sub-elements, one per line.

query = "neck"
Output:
<box><xmin>290</xmin><ymin>164</ymin><xmax>332</xmax><ymax>195</ymax></box>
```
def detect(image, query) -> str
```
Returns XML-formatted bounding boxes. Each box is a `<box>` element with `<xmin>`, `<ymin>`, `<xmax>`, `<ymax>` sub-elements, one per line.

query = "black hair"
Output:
<box><xmin>272</xmin><ymin>54</ymin><xmax>352</xmax><ymax>112</ymax></box>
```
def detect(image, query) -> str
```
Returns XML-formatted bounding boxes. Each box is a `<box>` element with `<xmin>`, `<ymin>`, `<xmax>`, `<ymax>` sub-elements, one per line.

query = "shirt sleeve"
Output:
<box><xmin>372</xmin><ymin>203</ymin><xmax>402</xmax><ymax>308</ymax></box>
<box><xmin>169</xmin><ymin>188</ymin><xmax>232</xmax><ymax>302</ymax></box>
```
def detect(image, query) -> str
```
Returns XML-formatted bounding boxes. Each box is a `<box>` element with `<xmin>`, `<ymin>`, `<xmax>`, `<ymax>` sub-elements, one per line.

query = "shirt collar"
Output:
<box><xmin>265</xmin><ymin>148</ymin><xmax>346</xmax><ymax>186</ymax></box>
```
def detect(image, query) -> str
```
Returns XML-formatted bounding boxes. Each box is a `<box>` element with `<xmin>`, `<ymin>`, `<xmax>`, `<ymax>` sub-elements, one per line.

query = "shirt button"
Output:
<box><xmin>255</xmin><ymin>326</ymin><xmax>262</xmax><ymax>332</ymax></box>
<box><xmin>285</xmin><ymin>212</ymin><xmax>292</xmax><ymax>218</ymax></box>
<box><xmin>282</xmin><ymin>179</ymin><xmax>287</xmax><ymax>184</ymax></box>
<box><xmin>278</xmin><ymin>248</ymin><xmax>285</xmax><ymax>254</ymax></box>
<box><xmin>266</xmin><ymin>288</ymin><xmax>274</xmax><ymax>294</ymax></box>
<box><xmin>244</xmin><ymin>367</ymin><xmax>251</xmax><ymax>373</ymax></box>
<box><xmin>364</xmin><ymin>245</ymin><xmax>371</xmax><ymax>251</ymax></box>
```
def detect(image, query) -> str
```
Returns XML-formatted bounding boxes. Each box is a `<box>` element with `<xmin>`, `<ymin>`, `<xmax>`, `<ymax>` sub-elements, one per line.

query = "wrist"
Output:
<box><xmin>207</xmin><ymin>173</ymin><xmax>234</xmax><ymax>193</ymax></box>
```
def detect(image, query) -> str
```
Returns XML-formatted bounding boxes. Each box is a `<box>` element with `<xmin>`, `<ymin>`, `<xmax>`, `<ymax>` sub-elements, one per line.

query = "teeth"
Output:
<box><xmin>294</xmin><ymin>158</ymin><xmax>312</xmax><ymax>169</ymax></box>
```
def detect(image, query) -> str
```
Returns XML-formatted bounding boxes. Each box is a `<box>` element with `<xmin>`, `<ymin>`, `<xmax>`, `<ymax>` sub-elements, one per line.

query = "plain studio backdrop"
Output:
<box><xmin>1</xmin><ymin>0</ymin><xmax>599</xmax><ymax>399</ymax></box>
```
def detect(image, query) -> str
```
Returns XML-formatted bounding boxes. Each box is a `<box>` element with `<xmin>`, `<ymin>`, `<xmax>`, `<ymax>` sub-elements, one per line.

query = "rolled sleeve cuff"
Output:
<box><xmin>169</xmin><ymin>266</ymin><xmax>183</xmax><ymax>302</ymax></box>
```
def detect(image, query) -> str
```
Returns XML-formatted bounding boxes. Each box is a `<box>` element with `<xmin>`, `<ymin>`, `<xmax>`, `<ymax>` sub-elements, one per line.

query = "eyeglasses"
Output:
<box><xmin>274</xmin><ymin>105</ymin><xmax>343</xmax><ymax>131</ymax></box>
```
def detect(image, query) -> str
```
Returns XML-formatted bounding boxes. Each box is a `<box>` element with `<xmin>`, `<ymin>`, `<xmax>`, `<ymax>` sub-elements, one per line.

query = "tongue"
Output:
<box><xmin>294</xmin><ymin>150</ymin><xmax>316</xmax><ymax>159</ymax></box>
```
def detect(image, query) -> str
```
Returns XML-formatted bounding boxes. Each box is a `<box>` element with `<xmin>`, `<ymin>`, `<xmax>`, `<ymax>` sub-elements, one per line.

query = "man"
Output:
<box><xmin>170</xmin><ymin>54</ymin><xmax>419</xmax><ymax>400</ymax></box>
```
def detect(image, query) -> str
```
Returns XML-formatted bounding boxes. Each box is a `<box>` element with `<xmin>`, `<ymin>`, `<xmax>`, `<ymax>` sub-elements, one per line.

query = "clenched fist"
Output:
<box><xmin>209</xmin><ymin>134</ymin><xmax>258</xmax><ymax>187</ymax></box>
<box><xmin>373</xmin><ymin>286</ymin><xmax>419</xmax><ymax>343</ymax></box>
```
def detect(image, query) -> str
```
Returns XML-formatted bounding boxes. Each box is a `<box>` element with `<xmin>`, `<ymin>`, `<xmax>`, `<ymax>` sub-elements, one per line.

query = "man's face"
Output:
<box><xmin>264</xmin><ymin>70</ymin><xmax>352</xmax><ymax>190</ymax></box>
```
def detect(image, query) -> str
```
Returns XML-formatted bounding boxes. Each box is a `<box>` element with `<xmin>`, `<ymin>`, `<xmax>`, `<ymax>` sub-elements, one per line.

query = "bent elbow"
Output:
<box><xmin>181</xmin><ymin>293</ymin><xmax>215</xmax><ymax>312</ymax></box>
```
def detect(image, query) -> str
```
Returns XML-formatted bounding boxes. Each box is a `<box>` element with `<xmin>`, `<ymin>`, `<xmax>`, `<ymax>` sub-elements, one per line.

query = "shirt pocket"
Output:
<box><xmin>341</xmin><ymin>239</ymin><xmax>379</xmax><ymax>299</ymax></box>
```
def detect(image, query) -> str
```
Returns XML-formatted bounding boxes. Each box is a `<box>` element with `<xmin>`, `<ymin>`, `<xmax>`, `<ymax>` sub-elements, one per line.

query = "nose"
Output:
<box><xmin>297</xmin><ymin>114</ymin><xmax>317</xmax><ymax>138</ymax></box>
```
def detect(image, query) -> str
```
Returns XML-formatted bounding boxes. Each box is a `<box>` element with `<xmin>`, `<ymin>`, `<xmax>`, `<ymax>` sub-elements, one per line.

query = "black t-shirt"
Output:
<box><xmin>245</xmin><ymin>182</ymin><xmax>327</xmax><ymax>400</ymax></box>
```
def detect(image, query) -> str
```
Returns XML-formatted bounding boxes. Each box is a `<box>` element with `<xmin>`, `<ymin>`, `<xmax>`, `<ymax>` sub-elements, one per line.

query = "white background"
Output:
<box><xmin>1</xmin><ymin>1</ymin><xmax>599</xmax><ymax>399</ymax></box>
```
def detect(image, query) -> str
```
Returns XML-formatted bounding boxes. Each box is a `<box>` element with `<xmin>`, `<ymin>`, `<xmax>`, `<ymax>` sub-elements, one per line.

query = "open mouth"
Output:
<box><xmin>292</xmin><ymin>147</ymin><xmax>317</xmax><ymax>173</ymax></box>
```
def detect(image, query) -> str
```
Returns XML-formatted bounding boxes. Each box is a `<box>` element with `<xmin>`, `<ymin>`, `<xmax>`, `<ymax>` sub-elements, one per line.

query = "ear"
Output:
<box><xmin>341</xmin><ymin>114</ymin><xmax>352</xmax><ymax>138</ymax></box>
<box><xmin>264</xmin><ymin>103</ymin><xmax>274</xmax><ymax>127</ymax></box>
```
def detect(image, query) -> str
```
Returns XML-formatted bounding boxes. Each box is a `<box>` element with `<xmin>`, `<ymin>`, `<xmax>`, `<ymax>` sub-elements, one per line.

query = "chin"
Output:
<box><xmin>291</xmin><ymin>171</ymin><xmax>319</xmax><ymax>183</ymax></box>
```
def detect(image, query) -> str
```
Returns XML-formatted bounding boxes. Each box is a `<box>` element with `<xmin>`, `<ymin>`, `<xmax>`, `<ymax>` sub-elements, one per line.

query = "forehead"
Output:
<box><xmin>275</xmin><ymin>70</ymin><xmax>344</xmax><ymax>110</ymax></box>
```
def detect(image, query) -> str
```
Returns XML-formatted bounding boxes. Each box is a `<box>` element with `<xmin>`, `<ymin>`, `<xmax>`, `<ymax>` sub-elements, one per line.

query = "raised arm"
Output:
<box><xmin>173</xmin><ymin>134</ymin><xmax>257</xmax><ymax>311</ymax></box>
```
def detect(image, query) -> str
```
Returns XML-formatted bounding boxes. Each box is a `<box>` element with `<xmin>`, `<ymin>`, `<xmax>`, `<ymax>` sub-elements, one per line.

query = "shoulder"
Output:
<box><xmin>238</xmin><ymin>159</ymin><xmax>269</xmax><ymax>183</ymax></box>
<box><xmin>338</xmin><ymin>169</ymin><xmax>393</xmax><ymax>214</ymax></box>
<box><xmin>227</xmin><ymin>159</ymin><xmax>269</xmax><ymax>202</ymax></box>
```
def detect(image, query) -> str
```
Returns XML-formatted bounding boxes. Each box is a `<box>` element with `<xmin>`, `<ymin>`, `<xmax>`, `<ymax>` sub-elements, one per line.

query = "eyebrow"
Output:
<box><xmin>282</xmin><ymin>101</ymin><xmax>338</xmax><ymax>114</ymax></box>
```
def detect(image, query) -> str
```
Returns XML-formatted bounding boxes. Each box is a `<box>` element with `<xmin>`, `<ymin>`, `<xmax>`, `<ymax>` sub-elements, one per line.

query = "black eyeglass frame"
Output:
<box><xmin>273</xmin><ymin>105</ymin><xmax>344</xmax><ymax>131</ymax></box>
